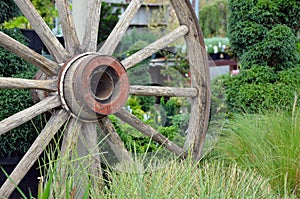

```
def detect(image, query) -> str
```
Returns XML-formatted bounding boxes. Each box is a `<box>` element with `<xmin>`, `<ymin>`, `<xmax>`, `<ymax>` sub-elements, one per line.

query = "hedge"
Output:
<box><xmin>215</xmin><ymin>65</ymin><xmax>300</xmax><ymax>114</ymax></box>
<box><xmin>0</xmin><ymin>29</ymin><xmax>42</xmax><ymax>158</ymax></box>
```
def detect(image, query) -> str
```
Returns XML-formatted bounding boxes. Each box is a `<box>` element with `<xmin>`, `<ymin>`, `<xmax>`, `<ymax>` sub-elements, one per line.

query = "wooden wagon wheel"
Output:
<box><xmin>0</xmin><ymin>0</ymin><xmax>210</xmax><ymax>197</ymax></box>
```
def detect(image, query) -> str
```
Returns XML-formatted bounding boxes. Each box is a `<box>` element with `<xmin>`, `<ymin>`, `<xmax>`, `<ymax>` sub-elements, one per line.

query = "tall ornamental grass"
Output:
<box><xmin>102</xmin><ymin>160</ymin><xmax>275</xmax><ymax>199</ymax></box>
<box><xmin>214</xmin><ymin>108</ymin><xmax>300</xmax><ymax>197</ymax></box>
<box><xmin>38</xmin><ymin>148</ymin><xmax>278</xmax><ymax>198</ymax></box>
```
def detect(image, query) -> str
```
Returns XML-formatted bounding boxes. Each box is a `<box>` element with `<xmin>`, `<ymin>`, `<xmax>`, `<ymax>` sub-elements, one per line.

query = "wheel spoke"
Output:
<box><xmin>115</xmin><ymin>109</ymin><xmax>186</xmax><ymax>157</ymax></box>
<box><xmin>130</xmin><ymin>85</ymin><xmax>198</xmax><ymax>97</ymax></box>
<box><xmin>0</xmin><ymin>31</ymin><xmax>59</xmax><ymax>75</ymax></box>
<box><xmin>13</xmin><ymin>0</ymin><xmax>69</xmax><ymax>63</ymax></box>
<box><xmin>56</xmin><ymin>0</ymin><xmax>81</xmax><ymax>55</ymax></box>
<box><xmin>60</xmin><ymin>118</ymin><xmax>83</xmax><ymax>156</ymax></box>
<box><xmin>0</xmin><ymin>77</ymin><xmax>57</xmax><ymax>91</ymax></box>
<box><xmin>0</xmin><ymin>109</ymin><xmax>68</xmax><ymax>198</ymax></box>
<box><xmin>98</xmin><ymin>0</ymin><xmax>142</xmax><ymax>55</ymax></box>
<box><xmin>80</xmin><ymin>122</ymin><xmax>102</xmax><ymax>178</ymax></box>
<box><xmin>98</xmin><ymin>117</ymin><xmax>133</xmax><ymax>163</ymax></box>
<box><xmin>121</xmin><ymin>25</ymin><xmax>189</xmax><ymax>69</ymax></box>
<box><xmin>0</xmin><ymin>95</ymin><xmax>61</xmax><ymax>135</ymax></box>
<box><xmin>82</xmin><ymin>0</ymin><xmax>102</xmax><ymax>52</ymax></box>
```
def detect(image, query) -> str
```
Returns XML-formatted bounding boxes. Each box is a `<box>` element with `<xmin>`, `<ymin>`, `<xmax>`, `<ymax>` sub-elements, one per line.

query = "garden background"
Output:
<box><xmin>0</xmin><ymin>0</ymin><xmax>299</xmax><ymax>198</ymax></box>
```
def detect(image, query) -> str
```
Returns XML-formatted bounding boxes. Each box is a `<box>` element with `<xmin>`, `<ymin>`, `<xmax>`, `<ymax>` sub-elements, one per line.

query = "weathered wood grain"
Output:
<box><xmin>60</xmin><ymin>118</ymin><xmax>83</xmax><ymax>156</ymax></box>
<box><xmin>0</xmin><ymin>109</ymin><xmax>68</xmax><ymax>198</ymax></box>
<box><xmin>130</xmin><ymin>85</ymin><xmax>198</xmax><ymax>97</ymax></box>
<box><xmin>98</xmin><ymin>0</ymin><xmax>142</xmax><ymax>55</ymax></box>
<box><xmin>14</xmin><ymin>0</ymin><xmax>70</xmax><ymax>63</ymax></box>
<box><xmin>98</xmin><ymin>117</ymin><xmax>133</xmax><ymax>163</ymax></box>
<box><xmin>82</xmin><ymin>0</ymin><xmax>102</xmax><ymax>52</ymax></box>
<box><xmin>170</xmin><ymin>0</ymin><xmax>211</xmax><ymax>160</ymax></box>
<box><xmin>0</xmin><ymin>31</ymin><xmax>59</xmax><ymax>76</ymax></box>
<box><xmin>121</xmin><ymin>25</ymin><xmax>189</xmax><ymax>69</ymax></box>
<box><xmin>115</xmin><ymin>109</ymin><xmax>186</xmax><ymax>158</ymax></box>
<box><xmin>0</xmin><ymin>95</ymin><xmax>61</xmax><ymax>135</ymax></box>
<box><xmin>81</xmin><ymin>123</ymin><xmax>102</xmax><ymax>180</ymax></box>
<box><xmin>0</xmin><ymin>77</ymin><xmax>57</xmax><ymax>91</ymax></box>
<box><xmin>56</xmin><ymin>0</ymin><xmax>81</xmax><ymax>55</ymax></box>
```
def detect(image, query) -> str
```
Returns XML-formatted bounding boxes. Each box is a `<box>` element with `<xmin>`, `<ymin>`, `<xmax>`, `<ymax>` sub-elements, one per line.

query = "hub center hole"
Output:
<box><xmin>90</xmin><ymin>67</ymin><xmax>115</xmax><ymax>101</ymax></box>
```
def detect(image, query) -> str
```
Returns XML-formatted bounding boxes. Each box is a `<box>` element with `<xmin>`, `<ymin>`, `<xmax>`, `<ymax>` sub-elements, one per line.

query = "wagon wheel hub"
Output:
<box><xmin>58</xmin><ymin>53</ymin><xmax>129</xmax><ymax>121</ymax></box>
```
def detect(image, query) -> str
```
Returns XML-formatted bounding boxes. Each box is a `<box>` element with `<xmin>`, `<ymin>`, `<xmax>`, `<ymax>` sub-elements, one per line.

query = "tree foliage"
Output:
<box><xmin>228</xmin><ymin>0</ymin><xmax>300</xmax><ymax>70</ymax></box>
<box><xmin>0</xmin><ymin>0</ymin><xmax>19</xmax><ymax>24</ymax></box>
<box><xmin>97</xmin><ymin>2</ymin><xmax>121</xmax><ymax>45</ymax></box>
<box><xmin>2</xmin><ymin>0</ymin><xmax>56</xmax><ymax>29</ymax></box>
<box><xmin>199</xmin><ymin>0</ymin><xmax>228</xmax><ymax>37</ymax></box>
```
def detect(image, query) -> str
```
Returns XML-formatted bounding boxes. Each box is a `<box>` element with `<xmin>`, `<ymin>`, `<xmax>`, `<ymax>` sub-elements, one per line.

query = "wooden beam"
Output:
<box><xmin>56</xmin><ymin>0</ymin><xmax>81</xmax><ymax>55</ymax></box>
<box><xmin>115</xmin><ymin>109</ymin><xmax>186</xmax><ymax>158</ymax></box>
<box><xmin>130</xmin><ymin>85</ymin><xmax>198</xmax><ymax>97</ymax></box>
<box><xmin>121</xmin><ymin>25</ymin><xmax>189</xmax><ymax>69</ymax></box>
<box><xmin>82</xmin><ymin>0</ymin><xmax>102</xmax><ymax>52</ymax></box>
<box><xmin>98</xmin><ymin>0</ymin><xmax>142</xmax><ymax>55</ymax></box>
<box><xmin>98</xmin><ymin>117</ymin><xmax>133</xmax><ymax>163</ymax></box>
<box><xmin>0</xmin><ymin>77</ymin><xmax>57</xmax><ymax>91</ymax></box>
<box><xmin>60</xmin><ymin>118</ymin><xmax>83</xmax><ymax>156</ymax></box>
<box><xmin>14</xmin><ymin>0</ymin><xmax>70</xmax><ymax>63</ymax></box>
<box><xmin>81</xmin><ymin>123</ymin><xmax>102</xmax><ymax>179</ymax></box>
<box><xmin>0</xmin><ymin>31</ymin><xmax>59</xmax><ymax>76</ymax></box>
<box><xmin>0</xmin><ymin>109</ymin><xmax>68</xmax><ymax>198</ymax></box>
<box><xmin>0</xmin><ymin>95</ymin><xmax>61</xmax><ymax>135</ymax></box>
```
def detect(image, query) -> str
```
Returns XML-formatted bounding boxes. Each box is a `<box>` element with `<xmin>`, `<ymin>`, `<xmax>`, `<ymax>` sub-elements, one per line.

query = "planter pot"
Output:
<box><xmin>20</xmin><ymin>29</ymin><xmax>44</xmax><ymax>54</ymax></box>
<box><xmin>0</xmin><ymin>155</ymin><xmax>39</xmax><ymax>199</ymax></box>
<box><xmin>208</xmin><ymin>52</ymin><xmax>231</xmax><ymax>60</ymax></box>
<box><xmin>43</xmin><ymin>36</ymin><xmax>64</xmax><ymax>55</ymax></box>
<box><xmin>20</xmin><ymin>29</ymin><xmax>65</xmax><ymax>56</ymax></box>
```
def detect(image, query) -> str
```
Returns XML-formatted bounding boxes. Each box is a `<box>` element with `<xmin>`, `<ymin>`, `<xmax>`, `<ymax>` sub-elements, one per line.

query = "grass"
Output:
<box><xmin>11</xmin><ymin>105</ymin><xmax>300</xmax><ymax>198</ymax></box>
<box><xmin>101</xmin><ymin>160</ymin><xmax>276</xmax><ymax>198</ymax></box>
<box><xmin>212</xmin><ymin>109</ymin><xmax>300</xmax><ymax>197</ymax></box>
<box><xmin>39</xmin><ymin>154</ymin><xmax>277</xmax><ymax>199</ymax></box>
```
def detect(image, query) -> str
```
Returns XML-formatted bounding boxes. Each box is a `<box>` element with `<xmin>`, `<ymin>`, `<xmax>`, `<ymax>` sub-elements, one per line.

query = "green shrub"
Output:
<box><xmin>221</xmin><ymin>65</ymin><xmax>300</xmax><ymax>113</ymax></box>
<box><xmin>3</xmin><ymin>0</ymin><xmax>56</xmax><ymax>29</ymax></box>
<box><xmin>0</xmin><ymin>29</ymin><xmax>30</xmax><ymax>76</ymax></box>
<box><xmin>228</xmin><ymin>21</ymin><xmax>267</xmax><ymax>57</ymax></box>
<box><xmin>213</xmin><ymin>111</ymin><xmax>300</xmax><ymax>197</ymax></box>
<box><xmin>0</xmin><ymin>28</ymin><xmax>42</xmax><ymax>158</ymax></box>
<box><xmin>276</xmin><ymin>0</ymin><xmax>300</xmax><ymax>33</ymax></box>
<box><xmin>97</xmin><ymin>2</ymin><xmax>121</xmax><ymax>44</ymax></box>
<box><xmin>240</xmin><ymin>25</ymin><xmax>299</xmax><ymax>71</ymax></box>
<box><xmin>109</xmin><ymin>96</ymin><xmax>188</xmax><ymax>154</ymax></box>
<box><xmin>0</xmin><ymin>0</ymin><xmax>19</xmax><ymax>24</ymax></box>
<box><xmin>228</xmin><ymin>0</ymin><xmax>300</xmax><ymax>69</ymax></box>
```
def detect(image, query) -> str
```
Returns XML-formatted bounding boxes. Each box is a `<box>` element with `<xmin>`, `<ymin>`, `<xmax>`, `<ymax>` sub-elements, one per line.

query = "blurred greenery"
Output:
<box><xmin>199</xmin><ymin>0</ymin><xmax>228</xmax><ymax>37</ymax></box>
<box><xmin>0</xmin><ymin>29</ymin><xmax>43</xmax><ymax>158</ymax></box>
<box><xmin>0</xmin><ymin>0</ymin><xmax>19</xmax><ymax>24</ymax></box>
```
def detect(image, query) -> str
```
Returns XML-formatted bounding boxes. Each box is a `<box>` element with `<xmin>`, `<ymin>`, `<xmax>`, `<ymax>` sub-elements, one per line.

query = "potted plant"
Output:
<box><xmin>204</xmin><ymin>37</ymin><xmax>231</xmax><ymax>60</ymax></box>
